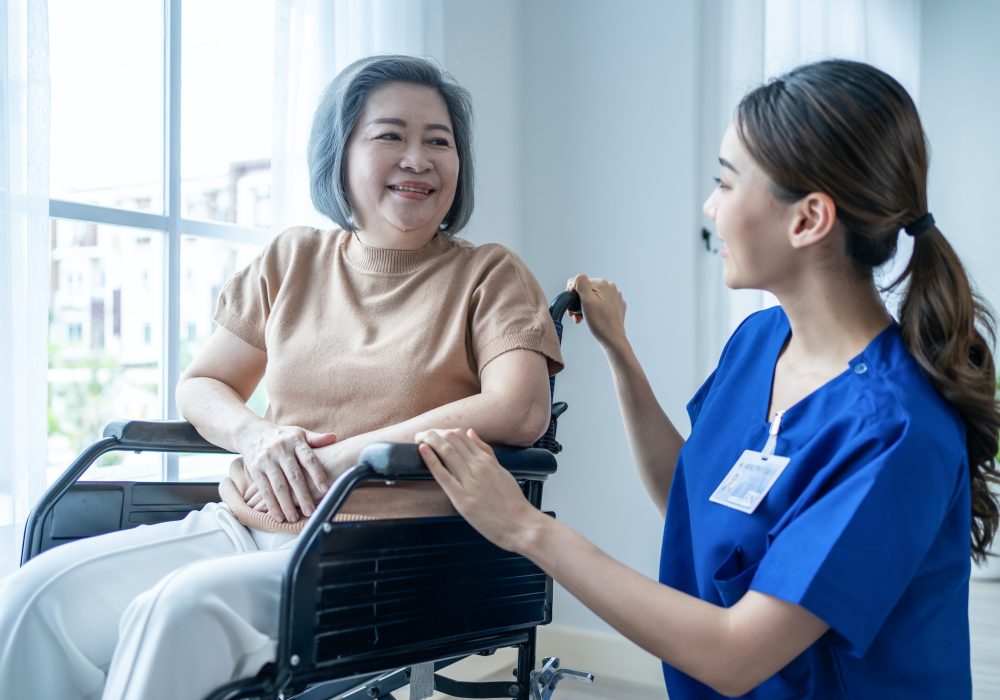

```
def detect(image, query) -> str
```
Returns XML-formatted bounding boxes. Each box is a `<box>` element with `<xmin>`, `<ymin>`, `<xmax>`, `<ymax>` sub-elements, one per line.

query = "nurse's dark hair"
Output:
<box><xmin>736</xmin><ymin>59</ymin><xmax>1000</xmax><ymax>562</ymax></box>
<box><xmin>307</xmin><ymin>54</ymin><xmax>475</xmax><ymax>236</ymax></box>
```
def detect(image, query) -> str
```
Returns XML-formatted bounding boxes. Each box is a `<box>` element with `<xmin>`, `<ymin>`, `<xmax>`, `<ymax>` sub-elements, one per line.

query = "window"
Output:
<box><xmin>47</xmin><ymin>0</ymin><xmax>273</xmax><ymax>483</ymax></box>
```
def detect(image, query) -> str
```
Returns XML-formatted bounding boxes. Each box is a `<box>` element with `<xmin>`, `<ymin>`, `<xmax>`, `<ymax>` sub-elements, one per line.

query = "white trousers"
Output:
<box><xmin>0</xmin><ymin>503</ymin><xmax>296</xmax><ymax>700</ymax></box>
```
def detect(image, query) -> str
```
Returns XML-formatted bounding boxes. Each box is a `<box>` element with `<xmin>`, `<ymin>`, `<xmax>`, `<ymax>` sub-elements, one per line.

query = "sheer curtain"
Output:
<box><xmin>272</xmin><ymin>0</ymin><xmax>444</xmax><ymax>229</ymax></box>
<box><xmin>706</xmin><ymin>0</ymin><xmax>922</xmax><ymax>335</ymax></box>
<box><xmin>0</xmin><ymin>0</ymin><xmax>50</xmax><ymax>577</ymax></box>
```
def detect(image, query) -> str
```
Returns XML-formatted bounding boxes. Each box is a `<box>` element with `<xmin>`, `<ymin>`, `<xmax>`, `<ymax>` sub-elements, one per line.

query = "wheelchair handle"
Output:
<box><xmin>548</xmin><ymin>290</ymin><xmax>581</xmax><ymax>324</ymax></box>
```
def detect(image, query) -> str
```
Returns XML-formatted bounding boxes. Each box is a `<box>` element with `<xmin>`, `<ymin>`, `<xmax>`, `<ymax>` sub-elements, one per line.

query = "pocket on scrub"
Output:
<box><xmin>712</xmin><ymin>545</ymin><xmax>759</xmax><ymax>608</ymax></box>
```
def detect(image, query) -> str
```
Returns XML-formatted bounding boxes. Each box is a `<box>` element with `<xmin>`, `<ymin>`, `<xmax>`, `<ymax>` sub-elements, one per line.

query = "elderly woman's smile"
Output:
<box><xmin>388</xmin><ymin>181</ymin><xmax>436</xmax><ymax>198</ymax></box>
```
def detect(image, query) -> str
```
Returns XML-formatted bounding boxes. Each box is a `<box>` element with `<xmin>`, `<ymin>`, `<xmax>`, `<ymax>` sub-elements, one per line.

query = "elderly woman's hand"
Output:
<box><xmin>567</xmin><ymin>273</ymin><xmax>629</xmax><ymax>354</ymax></box>
<box><xmin>236</xmin><ymin>421</ymin><xmax>337</xmax><ymax>522</ymax></box>
<box><xmin>416</xmin><ymin>428</ymin><xmax>545</xmax><ymax>553</ymax></box>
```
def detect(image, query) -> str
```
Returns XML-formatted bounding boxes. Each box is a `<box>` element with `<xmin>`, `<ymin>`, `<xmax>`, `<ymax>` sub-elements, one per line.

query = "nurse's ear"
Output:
<box><xmin>786</xmin><ymin>192</ymin><xmax>837</xmax><ymax>249</ymax></box>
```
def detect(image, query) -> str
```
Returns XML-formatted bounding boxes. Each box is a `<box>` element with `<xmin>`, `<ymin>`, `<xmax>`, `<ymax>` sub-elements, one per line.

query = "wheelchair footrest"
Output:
<box><xmin>432</xmin><ymin>673</ymin><xmax>522</xmax><ymax>698</ymax></box>
<box><xmin>530</xmin><ymin>657</ymin><xmax>595</xmax><ymax>700</ymax></box>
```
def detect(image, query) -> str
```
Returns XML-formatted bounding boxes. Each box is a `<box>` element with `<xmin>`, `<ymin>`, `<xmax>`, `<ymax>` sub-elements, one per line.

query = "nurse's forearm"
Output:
<box><xmin>515</xmin><ymin>514</ymin><xmax>827</xmax><ymax>697</ymax></box>
<box><xmin>604</xmin><ymin>340</ymin><xmax>684</xmax><ymax>516</ymax></box>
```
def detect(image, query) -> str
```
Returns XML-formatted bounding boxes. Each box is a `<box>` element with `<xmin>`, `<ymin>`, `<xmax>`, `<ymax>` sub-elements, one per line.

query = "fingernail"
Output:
<box><xmin>275</xmin><ymin>513</ymin><xmax>285</xmax><ymax>522</ymax></box>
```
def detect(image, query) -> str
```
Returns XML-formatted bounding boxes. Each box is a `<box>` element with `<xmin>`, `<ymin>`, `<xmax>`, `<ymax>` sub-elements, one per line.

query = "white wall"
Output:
<box><xmin>515</xmin><ymin>0</ymin><xmax>701</xmax><ymax>634</ymax></box>
<box><xmin>441</xmin><ymin>0</ymin><xmax>704</xmax><ymax>637</ymax></box>
<box><xmin>920</xmin><ymin>0</ymin><xmax>1000</xmax><ymax>315</ymax></box>
<box><xmin>328</xmin><ymin>0</ymin><xmax>521</xmax><ymax>252</ymax></box>
<box><xmin>441</xmin><ymin>0</ymin><xmax>522</xmax><ymax>251</ymax></box>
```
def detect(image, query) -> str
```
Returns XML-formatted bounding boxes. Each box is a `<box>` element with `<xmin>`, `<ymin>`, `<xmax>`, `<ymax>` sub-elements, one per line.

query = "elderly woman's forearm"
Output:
<box><xmin>176</xmin><ymin>376</ymin><xmax>267</xmax><ymax>451</ymax></box>
<box><xmin>314</xmin><ymin>386</ymin><xmax>549</xmax><ymax>477</ymax></box>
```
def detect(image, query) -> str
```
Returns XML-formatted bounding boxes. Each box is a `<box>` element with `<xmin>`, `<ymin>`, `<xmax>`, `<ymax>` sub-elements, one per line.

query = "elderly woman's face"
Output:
<box><xmin>345</xmin><ymin>81</ymin><xmax>459</xmax><ymax>248</ymax></box>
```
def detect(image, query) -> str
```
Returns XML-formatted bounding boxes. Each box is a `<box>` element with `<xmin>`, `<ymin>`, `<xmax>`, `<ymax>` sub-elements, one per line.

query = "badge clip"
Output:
<box><xmin>760</xmin><ymin>409</ymin><xmax>784</xmax><ymax>460</ymax></box>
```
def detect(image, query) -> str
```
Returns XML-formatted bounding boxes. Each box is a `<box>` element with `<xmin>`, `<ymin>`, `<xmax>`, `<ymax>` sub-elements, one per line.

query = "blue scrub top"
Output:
<box><xmin>660</xmin><ymin>307</ymin><xmax>972</xmax><ymax>699</ymax></box>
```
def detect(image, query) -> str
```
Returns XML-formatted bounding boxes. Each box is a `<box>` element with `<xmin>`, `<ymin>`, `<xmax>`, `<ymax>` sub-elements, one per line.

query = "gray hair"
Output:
<box><xmin>307</xmin><ymin>54</ymin><xmax>475</xmax><ymax>236</ymax></box>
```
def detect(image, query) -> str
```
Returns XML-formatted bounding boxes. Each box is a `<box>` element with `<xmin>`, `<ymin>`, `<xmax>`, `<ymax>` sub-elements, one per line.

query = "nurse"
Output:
<box><xmin>416</xmin><ymin>59</ymin><xmax>1000</xmax><ymax>698</ymax></box>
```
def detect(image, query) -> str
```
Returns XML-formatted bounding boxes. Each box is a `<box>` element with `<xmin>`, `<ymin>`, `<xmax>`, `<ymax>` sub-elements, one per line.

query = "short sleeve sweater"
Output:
<box><xmin>213</xmin><ymin>227</ymin><xmax>563</xmax><ymax>533</ymax></box>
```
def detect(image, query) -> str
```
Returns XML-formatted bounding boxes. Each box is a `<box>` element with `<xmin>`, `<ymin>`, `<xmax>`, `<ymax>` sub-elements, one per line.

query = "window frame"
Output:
<box><xmin>48</xmin><ymin>0</ymin><xmax>271</xmax><ymax>479</ymax></box>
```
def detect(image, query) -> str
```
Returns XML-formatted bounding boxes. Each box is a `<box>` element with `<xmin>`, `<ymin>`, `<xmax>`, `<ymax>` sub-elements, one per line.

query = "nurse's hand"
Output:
<box><xmin>417</xmin><ymin>428</ymin><xmax>544</xmax><ymax>553</ymax></box>
<box><xmin>567</xmin><ymin>273</ymin><xmax>628</xmax><ymax>354</ymax></box>
<box><xmin>237</xmin><ymin>421</ymin><xmax>337</xmax><ymax>522</ymax></box>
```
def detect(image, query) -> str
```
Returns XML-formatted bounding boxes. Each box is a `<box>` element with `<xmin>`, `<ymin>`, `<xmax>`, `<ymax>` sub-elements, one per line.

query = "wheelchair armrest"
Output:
<box><xmin>358</xmin><ymin>442</ymin><xmax>557</xmax><ymax>480</ymax></box>
<box><xmin>102</xmin><ymin>420</ymin><xmax>231</xmax><ymax>453</ymax></box>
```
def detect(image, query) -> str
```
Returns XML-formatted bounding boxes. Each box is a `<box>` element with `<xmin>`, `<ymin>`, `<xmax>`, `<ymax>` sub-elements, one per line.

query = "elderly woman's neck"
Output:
<box><xmin>353</xmin><ymin>226</ymin><xmax>440</xmax><ymax>251</ymax></box>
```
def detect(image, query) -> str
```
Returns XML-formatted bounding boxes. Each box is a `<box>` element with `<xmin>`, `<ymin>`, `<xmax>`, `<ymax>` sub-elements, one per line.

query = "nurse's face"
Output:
<box><xmin>703</xmin><ymin>124</ymin><xmax>798</xmax><ymax>292</ymax></box>
<box><xmin>345</xmin><ymin>81</ymin><xmax>459</xmax><ymax>250</ymax></box>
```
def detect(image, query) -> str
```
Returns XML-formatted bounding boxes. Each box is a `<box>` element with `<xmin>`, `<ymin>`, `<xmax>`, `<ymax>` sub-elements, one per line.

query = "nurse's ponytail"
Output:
<box><xmin>736</xmin><ymin>59</ymin><xmax>1000</xmax><ymax>562</ymax></box>
<box><xmin>894</xmin><ymin>228</ymin><xmax>999</xmax><ymax>562</ymax></box>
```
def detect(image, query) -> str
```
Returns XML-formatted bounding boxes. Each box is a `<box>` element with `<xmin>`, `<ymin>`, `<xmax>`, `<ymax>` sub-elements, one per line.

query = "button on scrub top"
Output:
<box><xmin>660</xmin><ymin>307</ymin><xmax>972</xmax><ymax>699</ymax></box>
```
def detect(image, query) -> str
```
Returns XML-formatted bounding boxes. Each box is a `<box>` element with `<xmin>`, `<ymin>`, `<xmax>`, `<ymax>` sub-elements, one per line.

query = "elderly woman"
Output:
<box><xmin>0</xmin><ymin>55</ymin><xmax>561</xmax><ymax>700</ymax></box>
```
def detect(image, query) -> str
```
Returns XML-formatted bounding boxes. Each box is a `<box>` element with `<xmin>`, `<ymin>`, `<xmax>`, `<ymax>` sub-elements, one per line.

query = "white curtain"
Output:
<box><xmin>0</xmin><ymin>0</ymin><xmax>50</xmax><ymax>577</ymax></box>
<box><xmin>765</xmin><ymin>0</ymin><xmax>922</xmax><ymax>310</ymax></box>
<box><xmin>712</xmin><ymin>0</ymin><xmax>922</xmax><ymax>334</ymax></box>
<box><xmin>764</xmin><ymin>0</ymin><xmax>921</xmax><ymax>93</ymax></box>
<box><xmin>272</xmin><ymin>0</ymin><xmax>444</xmax><ymax>230</ymax></box>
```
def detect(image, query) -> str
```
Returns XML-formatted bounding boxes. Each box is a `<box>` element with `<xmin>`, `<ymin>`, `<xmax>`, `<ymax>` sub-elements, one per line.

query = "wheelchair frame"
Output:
<box><xmin>21</xmin><ymin>292</ymin><xmax>588</xmax><ymax>700</ymax></box>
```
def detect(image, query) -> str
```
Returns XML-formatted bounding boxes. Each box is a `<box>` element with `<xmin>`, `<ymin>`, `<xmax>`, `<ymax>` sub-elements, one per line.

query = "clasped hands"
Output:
<box><xmin>236</xmin><ymin>421</ymin><xmax>339</xmax><ymax>523</ymax></box>
<box><xmin>235</xmin><ymin>421</ymin><xmax>541</xmax><ymax>542</ymax></box>
<box><xmin>235</xmin><ymin>421</ymin><xmax>540</xmax><ymax>542</ymax></box>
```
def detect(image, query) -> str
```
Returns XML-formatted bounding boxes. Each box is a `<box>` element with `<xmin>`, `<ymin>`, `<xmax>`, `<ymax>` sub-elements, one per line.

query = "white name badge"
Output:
<box><xmin>709</xmin><ymin>449</ymin><xmax>790</xmax><ymax>514</ymax></box>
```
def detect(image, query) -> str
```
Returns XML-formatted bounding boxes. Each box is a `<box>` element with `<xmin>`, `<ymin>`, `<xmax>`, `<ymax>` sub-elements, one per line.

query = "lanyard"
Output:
<box><xmin>761</xmin><ymin>409</ymin><xmax>785</xmax><ymax>459</ymax></box>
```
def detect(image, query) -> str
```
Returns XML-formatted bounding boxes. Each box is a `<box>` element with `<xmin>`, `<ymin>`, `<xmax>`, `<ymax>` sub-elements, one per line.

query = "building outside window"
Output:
<box><xmin>47</xmin><ymin>0</ymin><xmax>272</xmax><ymax>483</ymax></box>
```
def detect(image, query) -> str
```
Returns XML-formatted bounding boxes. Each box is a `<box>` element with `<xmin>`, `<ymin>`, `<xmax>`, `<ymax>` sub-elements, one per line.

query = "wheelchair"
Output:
<box><xmin>21</xmin><ymin>291</ymin><xmax>594</xmax><ymax>700</ymax></box>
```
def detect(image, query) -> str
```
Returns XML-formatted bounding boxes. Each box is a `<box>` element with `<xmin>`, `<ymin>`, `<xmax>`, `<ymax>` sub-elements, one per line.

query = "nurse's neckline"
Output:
<box><xmin>763</xmin><ymin>315</ymin><xmax>898</xmax><ymax>426</ymax></box>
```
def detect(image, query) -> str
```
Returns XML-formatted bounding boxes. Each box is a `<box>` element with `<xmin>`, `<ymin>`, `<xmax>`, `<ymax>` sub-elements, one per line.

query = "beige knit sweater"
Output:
<box><xmin>213</xmin><ymin>227</ymin><xmax>563</xmax><ymax>533</ymax></box>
